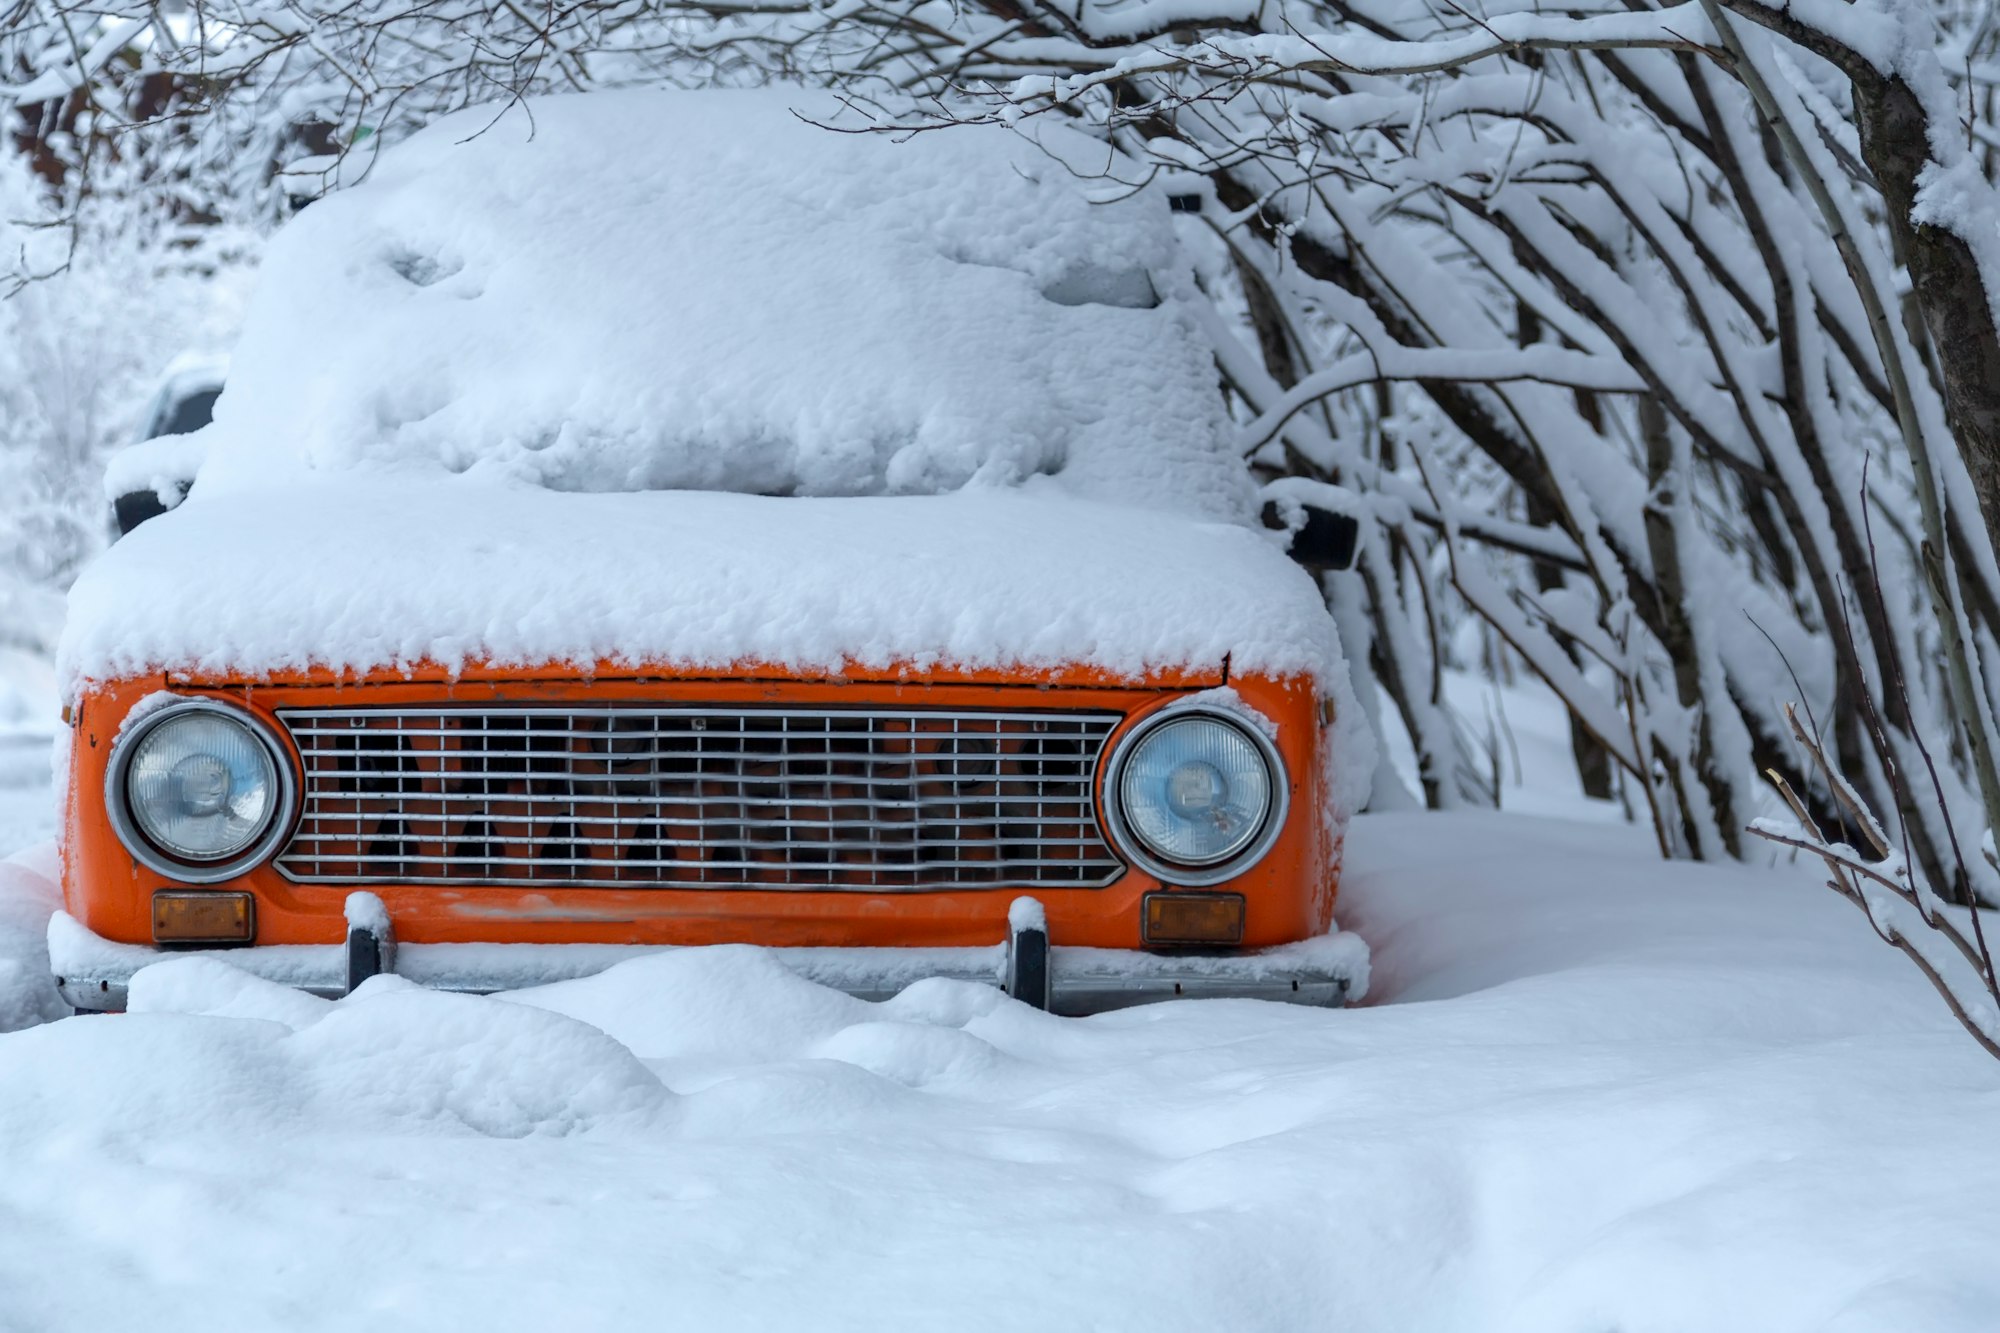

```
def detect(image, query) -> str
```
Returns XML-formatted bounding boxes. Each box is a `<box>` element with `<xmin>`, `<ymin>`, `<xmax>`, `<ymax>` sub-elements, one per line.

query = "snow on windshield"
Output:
<box><xmin>188</xmin><ymin>89</ymin><xmax>1251</xmax><ymax>520</ymax></box>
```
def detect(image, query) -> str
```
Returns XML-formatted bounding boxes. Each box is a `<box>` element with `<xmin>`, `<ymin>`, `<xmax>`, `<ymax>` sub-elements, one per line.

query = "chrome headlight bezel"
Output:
<box><xmin>1101</xmin><ymin>703</ymin><xmax>1288</xmax><ymax>887</ymax></box>
<box><xmin>104</xmin><ymin>698</ymin><xmax>298</xmax><ymax>883</ymax></box>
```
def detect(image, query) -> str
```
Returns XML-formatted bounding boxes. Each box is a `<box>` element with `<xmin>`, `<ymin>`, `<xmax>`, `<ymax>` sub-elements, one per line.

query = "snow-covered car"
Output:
<box><xmin>49</xmin><ymin>91</ymin><xmax>1369</xmax><ymax>1015</ymax></box>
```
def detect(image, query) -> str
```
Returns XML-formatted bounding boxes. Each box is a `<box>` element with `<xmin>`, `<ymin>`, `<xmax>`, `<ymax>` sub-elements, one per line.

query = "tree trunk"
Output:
<box><xmin>1640</xmin><ymin>393</ymin><xmax>1743</xmax><ymax>856</ymax></box>
<box><xmin>1854</xmin><ymin>77</ymin><xmax>2000</xmax><ymax>567</ymax></box>
<box><xmin>1719</xmin><ymin>0</ymin><xmax>2000</xmax><ymax>566</ymax></box>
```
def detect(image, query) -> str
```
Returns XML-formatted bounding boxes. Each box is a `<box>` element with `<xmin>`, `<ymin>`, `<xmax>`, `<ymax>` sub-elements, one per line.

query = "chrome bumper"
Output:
<box><xmin>49</xmin><ymin>910</ymin><xmax>1365</xmax><ymax>1016</ymax></box>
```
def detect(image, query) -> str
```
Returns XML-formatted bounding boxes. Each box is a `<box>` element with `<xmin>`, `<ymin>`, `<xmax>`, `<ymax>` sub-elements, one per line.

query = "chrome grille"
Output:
<box><xmin>274</xmin><ymin>706</ymin><xmax>1124</xmax><ymax>890</ymax></box>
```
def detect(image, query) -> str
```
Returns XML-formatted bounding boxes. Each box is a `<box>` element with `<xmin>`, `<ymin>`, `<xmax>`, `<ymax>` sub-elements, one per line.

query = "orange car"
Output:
<box><xmin>53</xmin><ymin>90</ymin><xmax>1366</xmax><ymax>1015</ymax></box>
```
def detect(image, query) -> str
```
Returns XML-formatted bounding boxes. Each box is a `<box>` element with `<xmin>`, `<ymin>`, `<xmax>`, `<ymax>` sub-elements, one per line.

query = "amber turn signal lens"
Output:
<box><xmin>1143</xmin><ymin>891</ymin><xmax>1245</xmax><ymax>946</ymax></box>
<box><xmin>152</xmin><ymin>890</ymin><xmax>255</xmax><ymax>945</ymax></box>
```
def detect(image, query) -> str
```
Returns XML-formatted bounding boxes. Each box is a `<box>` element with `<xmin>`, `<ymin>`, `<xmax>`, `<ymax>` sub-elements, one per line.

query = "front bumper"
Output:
<box><xmin>49</xmin><ymin>911</ymin><xmax>1366</xmax><ymax>1016</ymax></box>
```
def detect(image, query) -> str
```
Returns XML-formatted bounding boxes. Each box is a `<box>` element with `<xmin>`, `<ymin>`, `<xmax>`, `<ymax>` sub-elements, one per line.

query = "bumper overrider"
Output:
<box><xmin>51</xmin><ymin>893</ymin><xmax>1365</xmax><ymax>1016</ymax></box>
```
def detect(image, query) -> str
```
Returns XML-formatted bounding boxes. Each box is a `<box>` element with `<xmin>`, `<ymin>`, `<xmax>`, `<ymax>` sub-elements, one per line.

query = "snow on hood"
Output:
<box><xmin>60</xmin><ymin>481</ymin><xmax>1340</xmax><ymax>693</ymax></box>
<box><xmin>183</xmin><ymin>88</ymin><xmax>1252</xmax><ymax>520</ymax></box>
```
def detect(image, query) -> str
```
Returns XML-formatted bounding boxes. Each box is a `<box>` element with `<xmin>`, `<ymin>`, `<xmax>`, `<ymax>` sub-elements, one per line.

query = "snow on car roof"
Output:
<box><xmin>187</xmin><ymin>88</ymin><xmax>1252</xmax><ymax>518</ymax></box>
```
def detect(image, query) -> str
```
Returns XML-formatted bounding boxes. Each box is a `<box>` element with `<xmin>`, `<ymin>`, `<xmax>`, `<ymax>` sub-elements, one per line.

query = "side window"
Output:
<box><xmin>152</xmin><ymin>388</ymin><xmax>221</xmax><ymax>440</ymax></box>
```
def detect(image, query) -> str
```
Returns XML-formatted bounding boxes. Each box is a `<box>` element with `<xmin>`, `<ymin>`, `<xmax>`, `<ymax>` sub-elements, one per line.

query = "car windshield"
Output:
<box><xmin>148</xmin><ymin>388</ymin><xmax>219</xmax><ymax>440</ymax></box>
<box><xmin>184</xmin><ymin>89</ymin><xmax>1254</xmax><ymax>524</ymax></box>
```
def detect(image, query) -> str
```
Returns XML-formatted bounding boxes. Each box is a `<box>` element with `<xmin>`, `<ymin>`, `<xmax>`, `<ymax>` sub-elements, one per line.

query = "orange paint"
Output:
<box><xmin>63</xmin><ymin>662</ymin><xmax>1339</xmax><ymax>953</ymax></box>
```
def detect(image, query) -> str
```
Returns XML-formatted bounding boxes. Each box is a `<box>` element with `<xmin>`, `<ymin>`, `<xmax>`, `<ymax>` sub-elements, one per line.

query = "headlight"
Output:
<box><xmin>1105</xmin><ymin>707</ymin><xmax>1286</xmax><ymax>885</ymax></box>
<box><xmin>107</xmin><ymin>699</ymin><xmax>295</xmax><ymax>881</ymax></box>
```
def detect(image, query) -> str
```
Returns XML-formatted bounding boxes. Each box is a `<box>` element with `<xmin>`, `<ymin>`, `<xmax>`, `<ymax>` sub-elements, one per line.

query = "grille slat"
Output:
<box><xmin>269</xmin><ymin>773</ymin><xmax>1094</xmax><ymax>792</ymax></box>
<box><xmin>275</xmin><ymin>706</ymin><xmax>1124</xmax><ymax>890</ymax></box>
<box><xmin>286</xmin><ymin>813</ymin><xmax>1099</xmax><ymax>833</ymax></box>
<box><xmin>286</xmin><ymin>837</ymin><xmax>1114</xmax><ymax>853</ymax></box>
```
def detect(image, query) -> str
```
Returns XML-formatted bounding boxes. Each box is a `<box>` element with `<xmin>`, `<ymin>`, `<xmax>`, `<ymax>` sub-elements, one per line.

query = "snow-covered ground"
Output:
<box><xmin>0</xmin><ymin>650</ymin><xmax>60</xmax><ymax>1033</ymax></box>
<box><xmin>0</xmin><ymin>784</ymin><xmax>53</xmax><ymax>859</ymax></box>
<box><xmin>2</xmin><ymin>768</ymin><xmax>1997</xmax><ymax>1328</ymax></box>
<box><xmin>1374</xmin><ymin>665</ymin><xmax>1635</xmax><ymax>823</ymax></box>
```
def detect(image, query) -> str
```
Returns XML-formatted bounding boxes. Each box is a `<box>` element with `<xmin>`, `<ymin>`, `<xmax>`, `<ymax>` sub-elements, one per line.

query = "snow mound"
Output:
<box><xmin>289</xmin><ymin>980</ymin><xmax>667</xmax><ymax>1136</ymax></box>
<box><xmin>514</xmin><ymin>946</ymin><xmax>1034</xmax><ymax>1091</ymax></box>
<box><xmin>113</xmin><ymin>959</ymin><xmax>670</xmax><ymax>1136</ymax></box>
<box><xmin>128</xmin><ymin>956</ymin><xmax>336</xmax><ymax>1029</ymax></box>
<box><xmin>189</xmin><ymin>89</ymin><xmax>1248</xmax><ymax>520</ymax></box>
<box><xmin>508</xmin><ymin>945</ymin><xmax>877</xmax><ymax>1064</ymax></box>
<box><xmin>809</xmin><ymin>1013</ymin><xmax>1017</xmax><ymax>1088</ymax></box>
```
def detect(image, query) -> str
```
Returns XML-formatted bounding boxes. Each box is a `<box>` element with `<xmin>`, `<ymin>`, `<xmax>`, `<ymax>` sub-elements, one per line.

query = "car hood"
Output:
<box><xmin>59</xmin><ymin>481</ymin><xmax>1341</xmax><ymax>699</ymax></box>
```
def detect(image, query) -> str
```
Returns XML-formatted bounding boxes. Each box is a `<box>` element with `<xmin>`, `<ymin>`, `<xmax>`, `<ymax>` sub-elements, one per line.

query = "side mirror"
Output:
<box><xmin>106</xmin><ymin>432</ymin><xmax>208</xmax><ymax>539</ymax></box>
<box><xmin>1261</xmin><ymin>499</ymin><xmax>1360</xmax><ymax>573</ymax></box>
<box><xmin>113</xmin><ymin>481</ymin><xmax>188</xmax><ymax>537</ymax></box>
